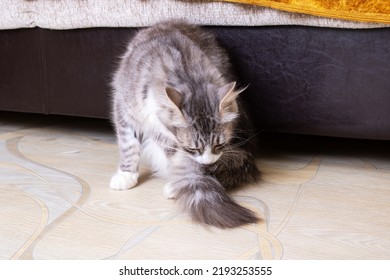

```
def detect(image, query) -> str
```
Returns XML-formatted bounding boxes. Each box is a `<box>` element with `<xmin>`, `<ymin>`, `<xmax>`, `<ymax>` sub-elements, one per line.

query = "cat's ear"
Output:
<box><xmin>218</xmin><ymin>82</ymin><xmax>239</xmax><ymax>112</ymax></box>
<box><xmin>164</xmin><ymin>87</ymin><xmax>187</xmax><ymax>127</ymax></box>
<box><xmin>218</xmin><ymin>82</ymin><xmax>244</xmax><ymax>123</ymax></box>
<box><xmin>165</xmin><ymin>87</ymin><xmax>184</xmax><ymax>112</ymax></box>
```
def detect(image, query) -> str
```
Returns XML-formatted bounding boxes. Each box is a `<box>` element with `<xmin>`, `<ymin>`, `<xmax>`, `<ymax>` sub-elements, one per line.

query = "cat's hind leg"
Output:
<box><xmin>110</xmin><ymin>123</ymin><xmax>142</xmax><ymax>190</ymax></box>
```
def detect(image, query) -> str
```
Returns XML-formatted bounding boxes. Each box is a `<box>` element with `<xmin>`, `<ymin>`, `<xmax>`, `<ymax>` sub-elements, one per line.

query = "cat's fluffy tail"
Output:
<box><xmin>173</xmin><ymin>175</ymin><xmax>259</xmax><ymax>228</ymax></box>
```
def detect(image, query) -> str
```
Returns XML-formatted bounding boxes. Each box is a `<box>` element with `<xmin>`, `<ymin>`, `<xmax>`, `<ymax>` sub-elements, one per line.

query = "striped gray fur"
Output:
<box><xmin>111</xmin><ymin>21</ymin><xmax>260</xmax><ymax>228</ymax></box>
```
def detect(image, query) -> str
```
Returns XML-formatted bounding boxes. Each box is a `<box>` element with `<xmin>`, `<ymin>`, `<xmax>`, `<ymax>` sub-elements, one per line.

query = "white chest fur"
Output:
<box><xmin>141</xmin><ymin>138</ymin><xmax>170</xmax><ymax>177</ymax></box>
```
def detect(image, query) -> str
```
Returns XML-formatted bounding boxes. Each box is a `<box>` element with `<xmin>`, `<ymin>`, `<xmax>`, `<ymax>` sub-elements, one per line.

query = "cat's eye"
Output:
<box><xmin>185</xmin><ymin>147</ymin><xmax>200</xmax><ymax>154</ymax></box>
<box><xmin>213</xmin><ymin>143</ymin><xmax>226</xmax><ymax>153</ymax></box>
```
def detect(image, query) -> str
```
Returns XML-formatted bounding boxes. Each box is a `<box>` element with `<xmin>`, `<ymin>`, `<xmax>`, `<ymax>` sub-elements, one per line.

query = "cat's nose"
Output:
<box><xmin>194</xmin><ymin>146</ymin><xmax>221</xmax><ymax>165</ymax></box>
<box><xmin>197</xmin><ymin>156</ymin><xmax>217</xmax><ymax>165</ymax></box>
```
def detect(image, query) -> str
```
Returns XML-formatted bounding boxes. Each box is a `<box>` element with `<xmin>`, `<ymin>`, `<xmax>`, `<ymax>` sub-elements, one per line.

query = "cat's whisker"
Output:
<box><xmin>229</xmin><ymin>132</ymin><xmax>260</xmax><ymax>148</ymax></box>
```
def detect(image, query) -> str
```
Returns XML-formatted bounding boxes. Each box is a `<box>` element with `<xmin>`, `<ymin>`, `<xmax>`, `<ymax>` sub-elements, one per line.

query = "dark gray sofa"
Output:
<box><xmin>1</xmin><ymin>26</ymin><xmax>390</xmax><ymax>139</ymax></box>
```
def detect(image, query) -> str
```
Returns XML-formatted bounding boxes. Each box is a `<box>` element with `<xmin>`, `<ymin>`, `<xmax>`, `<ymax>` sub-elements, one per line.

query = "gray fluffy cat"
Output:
<box><xmin>111</xmin><ymin>21</ymin><xmax>260</xmax><ymax>228</ymax></box>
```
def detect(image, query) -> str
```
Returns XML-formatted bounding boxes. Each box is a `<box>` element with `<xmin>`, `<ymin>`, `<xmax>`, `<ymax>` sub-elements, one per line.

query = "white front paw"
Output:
<box><xmin>163</xmin><ymin>183</ymin><xmax>176</xmax><ymax>199</ymax></box>
<box><xmin>110</xmin><ymin>170</ymin><xmax>139</xmax><ymax>190</ymax></box>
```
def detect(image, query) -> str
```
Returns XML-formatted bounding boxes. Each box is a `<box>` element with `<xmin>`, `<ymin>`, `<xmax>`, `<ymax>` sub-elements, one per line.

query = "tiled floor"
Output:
<box><xmin>1</xmin><ymin>112</ymin><xmax>389</xmax><ymax>259</ymax></box>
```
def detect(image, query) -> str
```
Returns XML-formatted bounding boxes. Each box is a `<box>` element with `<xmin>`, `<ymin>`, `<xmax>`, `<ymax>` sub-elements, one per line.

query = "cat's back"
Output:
<box><xmin>126</xmin><ymin>21</ymin><xmax>222</xmax><ymax>60</ymax></box>
<box><xmin>116</xmin><ymin>21</ymin><xmax>231</xmax><ymax>86</ymax></box>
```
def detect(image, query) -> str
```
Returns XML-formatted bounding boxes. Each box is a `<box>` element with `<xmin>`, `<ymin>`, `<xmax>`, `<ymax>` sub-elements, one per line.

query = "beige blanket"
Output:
<box><xmin>1</xmin><ymin>0</ymin><xmax>387</xmax><ymax>30</ymax></box>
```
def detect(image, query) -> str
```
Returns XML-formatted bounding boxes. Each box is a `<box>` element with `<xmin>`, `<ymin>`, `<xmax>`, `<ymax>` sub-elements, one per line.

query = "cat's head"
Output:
<box><xmin>162</xmin><ymin>82</ymin><xmax>242</xmax><ymax>165</ymax></box>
